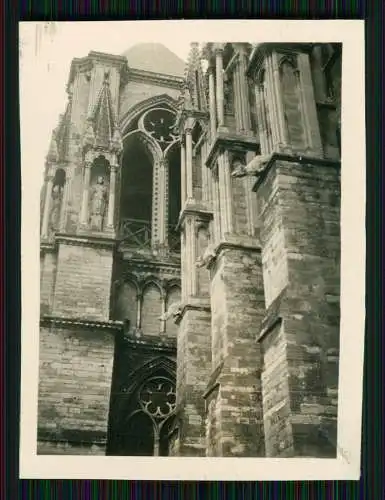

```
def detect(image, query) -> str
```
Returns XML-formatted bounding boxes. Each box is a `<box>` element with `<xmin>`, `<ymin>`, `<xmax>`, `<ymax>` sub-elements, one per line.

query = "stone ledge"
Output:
<box><xmin>205</xmin><ymin>235</ymin><xmax>262</xmax><ymax>271</ymax></box>
<box><xmin>253</xmin><ymin>152</ymin><xmax>341</xmax><ymax>193</ymax></box>
<box><xmin>40</xmin><ymin>242</ymin><xmax>56</xmax><ymax>254</ymax></box>
<box><xmin>40</xmin><ymin>315</ymin><xmax>123</xmax><ymax>333</ymax></box>
<box><xmin>122</xmin><ymin>333</ymin><xmax>177</xmax><ymax>352</ymax></box>
<box><xmin>206</xmin><ymin>130</ymin><xmax>259</xmax><ymax>168</ymax></box>
<box><xmin>203</xmin><ymin>361</ymin><xmax>224</xmax><ymax>401</ymax></box>
<box><xmin>38</xmin><ymin>427</ymin><xmax>107</xmax><ymax>446</ymax></box>
<box><xmin>55</xmin><ymin>232</ymin><xmax>117</xmax><ymax>249</ymax></box>
<box><xmin>257</xmin><ymin>288</ymin><xmax>287</xmax><ymax>343</ymax></box>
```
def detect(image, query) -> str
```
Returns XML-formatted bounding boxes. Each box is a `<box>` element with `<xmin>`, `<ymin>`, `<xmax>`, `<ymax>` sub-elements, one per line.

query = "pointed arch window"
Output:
<box><xmin>107</xmin><ymin>361</ymin><xmax>177</xmax><ymax>457</ymax></box>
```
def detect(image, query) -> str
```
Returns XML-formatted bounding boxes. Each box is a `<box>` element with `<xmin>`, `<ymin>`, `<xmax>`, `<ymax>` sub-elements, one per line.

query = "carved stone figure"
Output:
<box><xmin>196</xmin><ymin>244</ymin><xmax>217</xmax><ymax>268</ymax></box>
<box><xmin>158</xmin><ymin>302</ymin><xmax>183</xmax><ymax>322</ymax></box>
<box><xmin>90</xmin><ymin>176</ymin><xmax>108</xmax><ymax>231</ymax></box>
<box><xmin>231</xmin><ymin>153</ymin><xmax>273</xmax><ymax>178</ymax></box>
<box><xmin>49</xmin><ymin>184</ymin><xmax>63</xmax><ymax>233</ymax></box>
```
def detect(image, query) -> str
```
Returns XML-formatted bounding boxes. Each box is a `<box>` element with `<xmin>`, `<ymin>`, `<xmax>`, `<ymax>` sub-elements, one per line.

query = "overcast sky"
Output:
<box><xmin>19</xmin><ymin>22</ymin><xmax>194</xmax><ymax>181</ymax></box>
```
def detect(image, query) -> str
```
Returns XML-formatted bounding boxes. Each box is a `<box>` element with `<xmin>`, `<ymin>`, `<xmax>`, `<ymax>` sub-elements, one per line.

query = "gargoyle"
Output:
<box><xmin>231</xmin><ymin>153</ymin><xmax>273</xmax><ymax>178</ymax></box>
<box><xmin>158</xmin><ymin>302</ymin><xmax>183</xmax><ymax>322</ymax></box>
<box><xmin>196</xmin><ymin>244</ymin><xmax>217</xmax><ymax>268</ymax></box>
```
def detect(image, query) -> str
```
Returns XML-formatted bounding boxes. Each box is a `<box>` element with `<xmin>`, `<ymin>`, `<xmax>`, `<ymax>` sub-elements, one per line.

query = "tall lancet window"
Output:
<box><xmin>119</xmin><ymin>135</ymin><xmax>154</xmax><ymax>250</ymax></box>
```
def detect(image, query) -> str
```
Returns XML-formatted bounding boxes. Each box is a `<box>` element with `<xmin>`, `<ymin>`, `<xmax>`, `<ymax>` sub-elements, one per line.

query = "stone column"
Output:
<box><xmin>208</xmin><ymin>64</ymin><xmax>217</xmax><ymax>141</ymax></box>
<box><xmin>214</xmin><ymin>45</ymin><xmax>225</xmax><ymax>126</ymax></box>
<box><xmin>41</xmin><ymin>168</ymin><xmax>55</xmax><ymax>239</ymax></box>
<box><xmin>160</xmin><ymin>293</ymin><xmax>167</xmax><ymax>335</ymax></box>
<box><xmin>271</xmin><ymin>52</ymin><xmax>289</xmax><ymax>149</ymax></box>
<box><xmin>234</xmin><ymin>45</ymin><xmax>252</xmax><ymax>133</ymax></box>
<box><xmin>79</xmin><ymin>160</ymin><xmax>92</xmax><ymax>226</ymax></box>
<box><xmin>136</xmin><ymin>292</ymin><xmax>142</xmax><ymax>330</ymax></box>
<box><xmin>151</xmin><ymin>159</ymin><xmax>161</xmax><ymax>247</ymax></box>
<box><xmin>255</xmin><ymin>85</ymin><xmax>269</xmax><ymax>154</ymax></box>
<box><xmin>296</xmin><ymin>52</ymin><xmax>323</xmax><ymax>157</ymax></box>
<box><xmin>206</xmin><ymin>243</ymin><xmax>266</xmax><ymax>457</ymax></box>
<box><xmin>256</xmin><ymin>157</ymin><xmax>341</xmax><ymax>457</ymax></box>
<box><xmin>106</xmin><ymin>164</ymin><xmax>117</xmax><ymax>229</ymax></box>
<box><xmin>158</xmin><ymin>159</ymin><xmax>168</xmax><ymax>246</ymax></box>
<box><xmin>59</xmin><ymin>166</ymin><xmax>74</xmax><ymax>233</ymax></box>
<box><xmin>217</xmin><ymin>151</ymin><xmax>233</xmax><ymax>235</ymax></box>
<box><xmin>211</xmin><ymin>168</ymin><xmax>221</xmax><ymax>243</ymax></box>
<box><xmin>171</xmin><ymin>213</ymin><xmax>212</xmax><ymax>457</ymax></box>
<box><xmin>180</xmin><ymin>138</ymin><xmax>186</xmax><ymax>205</ymax></box>
<box><xmin>185</xmin><ymin>128</ymin><xmax>193</xmax><ymax>200</ymax></box>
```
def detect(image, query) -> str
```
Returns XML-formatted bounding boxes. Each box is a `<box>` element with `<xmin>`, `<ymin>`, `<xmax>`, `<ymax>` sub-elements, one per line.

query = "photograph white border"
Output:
<box><xmin>19</xmin><ymin>19</ymin><xmax>366</xmax><ymax>480</ymax></box>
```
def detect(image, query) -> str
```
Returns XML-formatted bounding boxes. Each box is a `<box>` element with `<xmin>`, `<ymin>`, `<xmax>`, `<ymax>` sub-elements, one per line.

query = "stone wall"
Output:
<box><xmin>172</xmin><ymin>304</ymin><xmax>211</xmax><ymax>457</ymax></box>
<box><xmin>208</xmin><ymin>246</ymin><xmax>265</xmax><ymax>457</ymax></box>
<box><xmin>52</xmin><ymin>240</ymin><xmax>114</xmax><ymax>321</ymax></box>
<box><xmin>40</xmin><ymin>250</ymin><xmax>57</xmax><ymax>315</ymax></box>
<box><xmin>257</xmin><ymin>158</ymin><xmax>340</xmax><ymax>457</ymax></box>
<box><xmin>37</xmin><ymin>324</ymin><xmax>116</xmax><ymax>454</ymax></box>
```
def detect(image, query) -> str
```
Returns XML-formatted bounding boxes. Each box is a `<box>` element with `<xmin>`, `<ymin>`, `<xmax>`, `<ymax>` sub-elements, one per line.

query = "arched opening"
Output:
<box><xmin>119</xmin><ymin>134</ymin><xmax>154</xmax><ymax>248</ymax></box>
<box><xmin>167</xmin><ymin>144</ymin><xmax>181</xmax><ymax>253</ymax></box>
<box><xmin>116</xmin><ymin>412</ymin><xmax>155</xmax><ymax>456</ymax></box>
<box><xmin>107</xmin><ymin>360</ymin><xmax>177</xmax><ymax>457</ymax></box>
<box><xmin>141</xmin><ymin>283</ymin><xmax>162</xmax><ymax>336</ymax></box>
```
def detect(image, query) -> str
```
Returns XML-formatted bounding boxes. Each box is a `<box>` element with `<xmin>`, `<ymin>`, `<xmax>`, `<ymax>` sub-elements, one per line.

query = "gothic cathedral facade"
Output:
<box><xmin>38</xmin><ymin>42</ymin><xmax>342</xmax><ymax>457</ymax></box>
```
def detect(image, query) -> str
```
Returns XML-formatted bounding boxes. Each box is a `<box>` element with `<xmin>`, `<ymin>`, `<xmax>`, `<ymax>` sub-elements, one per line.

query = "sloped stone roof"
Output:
<box><xmin>121</xmin><ymin>43</ymin><xmax>186</xmax><ymax>77</ymax></box>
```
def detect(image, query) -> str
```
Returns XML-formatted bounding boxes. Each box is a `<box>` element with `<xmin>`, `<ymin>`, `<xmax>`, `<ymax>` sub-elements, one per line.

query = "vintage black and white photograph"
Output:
<box><xmin>19</xmin><ymin>20</ymin><xmax>365</xmax><ymax>480</ymax></box>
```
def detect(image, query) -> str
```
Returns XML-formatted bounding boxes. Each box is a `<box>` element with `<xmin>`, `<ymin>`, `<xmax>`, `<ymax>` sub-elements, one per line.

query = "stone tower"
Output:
<box><xmin>38</xmin><ymin>42</ymin><xmax>341</xmax><ymax>457</ymax></box>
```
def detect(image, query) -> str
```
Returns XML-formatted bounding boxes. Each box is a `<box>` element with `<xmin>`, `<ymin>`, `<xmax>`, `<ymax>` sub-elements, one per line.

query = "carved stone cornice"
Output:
<box><xmin>88</xmin><ymin>51</ymin><xmax>127</xmax><ymax>68</ymax></box>
<box><xmin>118</xmin><ymin>256</ymin><xmax>181</xmax><ymax>276</ymax></box>
<box><xmin>55</xmin><ymin>232</ymin><xmax>117</xmax><ymax>250</ymax></box>
<box><xmin>203</xmin><ymin>235</ymin><xmax>262</xmax><ymax>273</ymax></box>
<box><xmin>125</xmin><ymin>67</ymin><xmax>184</xmax><ymax>90</ymax></box>
<box><xmin>205</xmin><ymin>130</ymin><xmax>259</xmax><ymax>169</ymax></box>
<box><xmin>122</xmin><ymin>333</ymin><xmax>177</xmax><ymax>353</ymax></box>
<box><xmin>67</xmin><ymin>51</ymin><xmax>127</xmax><ymax>88</ymax></box>
<box><xmin>177</xmin><ymin>200</ymin><xmax>213</xmax><ymax>230</ymax></box>
<box><xmin>40</xmin><ymin>315</ymin><xmax>124</xmax><ymax>333</ymax></box>
<box><xmin>252</xmin><ymin>152</ymin><xmax>341</xmax><ymax>192</ymax></box>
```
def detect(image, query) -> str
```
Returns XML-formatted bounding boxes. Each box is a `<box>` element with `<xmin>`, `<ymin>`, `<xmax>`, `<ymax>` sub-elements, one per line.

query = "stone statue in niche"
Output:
<box><xmin>90</xmin><ymin>176</ymin><xmax>108</xmax><ymax>231</ymax></box>
<box><xmin>49</xmin><ymin>184</ymin><xmax>63</xmax><ymax>234</ymax></box>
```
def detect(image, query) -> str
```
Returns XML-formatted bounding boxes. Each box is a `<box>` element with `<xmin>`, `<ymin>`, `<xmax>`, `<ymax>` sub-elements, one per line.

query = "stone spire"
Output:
<box><xmin>184</xmin><ymin>42</ymin><xmax>208</xmax><ymax>112</ymax></box>
<box><xmin>83</xmin><ymin>70</ymin><xmax>122</xmax><ymax>154</ymax></box>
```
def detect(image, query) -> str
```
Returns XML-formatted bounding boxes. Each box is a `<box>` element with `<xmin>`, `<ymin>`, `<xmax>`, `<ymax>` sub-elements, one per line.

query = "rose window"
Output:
<box><xmin>139</xmin><ymin>377</ymin><xmax>176</xmax><ymax>419</ymax></box>
<box><xmin>141</xmin><ymin>108</ymin><xmax>178</xmax><ymax>146</ymax></box>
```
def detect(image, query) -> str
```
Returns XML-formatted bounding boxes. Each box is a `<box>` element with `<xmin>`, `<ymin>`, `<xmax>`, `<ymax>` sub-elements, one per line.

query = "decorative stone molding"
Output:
<box><xmin>55</xmin><ymin>232</ymin><xmax>116</xmax><ymax>249</ymax></box>
<box><xmin>205</xmin><ymin>131</ymin><xmax>259</xmax><ymax>169</ymax></box>
<box><xmin>119</xmin><ymin>94</ymin><xmax>179</xmax><ymax>133</ymax></box>
<box><xmin>40</xmin><ymin>315</ymin><xmax>123</xmax><ymax>333</ymax></box>
<box><xmin>200</xmin><ymin>235</ymin><xmax>262</xmax><ymax>271</ymax></box>
<box><xmin>125</xmin><ymin>67</ymin><xmax>184</xmax><ymax>90</ymax></box>
<box><xmin>38</xmin><ymin>428</ymin><xmax>107</xmax><ymax>446</ymax></box>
